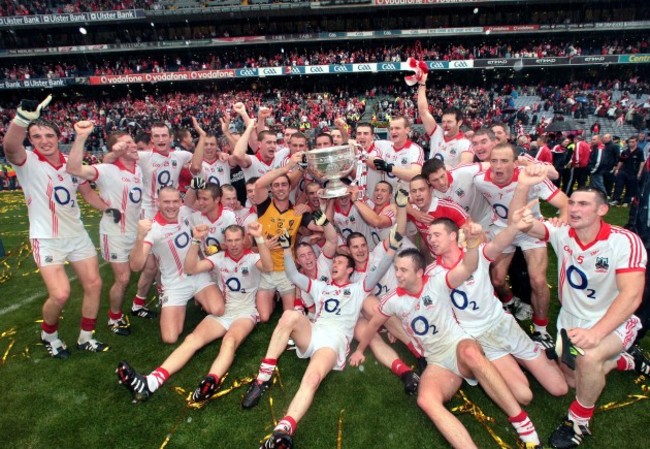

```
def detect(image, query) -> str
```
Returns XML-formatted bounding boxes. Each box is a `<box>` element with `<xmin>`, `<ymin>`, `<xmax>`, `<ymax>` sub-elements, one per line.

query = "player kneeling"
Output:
<box><xmin>116</xmin><ymin>222</ymin><xmax>272</xmax><ymax>402</ymax></box>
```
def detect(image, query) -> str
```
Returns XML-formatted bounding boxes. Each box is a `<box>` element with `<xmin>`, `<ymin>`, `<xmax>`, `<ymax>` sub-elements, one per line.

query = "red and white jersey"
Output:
<box><xmin>407</xmin><ymin>197</ymin><xmax>468</xmax><ymax>254</ymax></box>
<box><xmin>143</xmin><ymin>207</ymin><xmax>194</xmax><ymax>287</ymax></box>
<box><xmin>201</xmin><ymin>159</ymin><xmax>231</xmax><ymax>187</ymax></box>
<box><xmin>365</xmin><ymin>201</ymin><xmax>397</xmax><ymax>250</ymax></box>
<box><xmin>432</xmin><ymin>163</ymin><xmax>492</xmax><ymax>228</ymax></box>
<box><xmin>241</xmin><ymin>149</ymin><xmax>288</xmax><ymax>182</ymax></box>
<box><xmin>12</xmin><ymin>150</ymin><xmax>87</xmax><ymax>239</ymax></box>
<box><xmin>306</xmin><ymin>278</ymin><xmax>372</xmax><ymax>343</ymax></box>
<box><xmin>190</xmin><ymin>205</ymin><xmax>238</xmax><ymax>248</ymax></box>
<box><xmin>367</xmin><ymin>140</ymin><xmax>424</xmax><ymax>195</ymax></box>
<box><xmin>379</xmin><ymin>275</ymin><xmax>469</xmax><ymax>361</ymax></box>
<box><xmin>428</xmin><ymin>127</ymin><xmax>473</xmax><ymax>168</ymax></box>
<box><xmin>299</xmin><ymin>252</ymin><xmax>334</xmax><ymax>308</ymax></box>
<box><xmin>534</xmin><ymin>145</ymin><xmax>554</xmax><ymax>164</ymax></box>
<box><xmin>425</xmin><ymin>245</ymin><xmax>505</xmax><ymax>336</ymax></box>
<box><xmin>138</xmin><ymin>149</ymin><xmax>193</xmax><ymax>211</ymax></box>
<box><xmin>543</xmin><ymin>221</ymin><xmax>646</xmax><ymax>322</ymax></box>
<box><xmin>333</xmin><ymin>203</ymin><xmax>370</xmax><ymax>242</ymax></box>
<box><xmin>92</xmin><ymin>161</ymin><xmax>143</xmax><ymax>236</ymax></box>
<box><xmin>473</xmin><ymin>166</ymin><xmax>560</xmax><ymax>227</ymax></box>
<box><xmin>351</xmin><ymin>242</ymin><xmax>397</xmax><ymax>298</ymax></box>
<box><xmin>207</xmin><ymin>250</ymin><xmax>261</xmax><ymax>316</ymax></box>
<box><xmin>230</xmin><ymin>206</ymin><xmax>257</xmax><ymax>227</ymax></box>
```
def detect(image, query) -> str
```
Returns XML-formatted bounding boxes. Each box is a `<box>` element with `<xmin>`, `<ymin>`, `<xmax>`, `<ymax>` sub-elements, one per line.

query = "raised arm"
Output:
<box><xmin>189</xmin><ymin>117</ymin><xmax>205</xmax><ymax>175</ymax></box>
<box><xmin>334</xmin><ymin>117</ymin><xmax>350</xmax><ymax>143</ymax></box>
<box><xmin>230</xmin><ymin>118</ymin><xmax>256</xmax><ymax>168</ymax></box>
<box><xmin>485</xmin><ymin>201</ymin><xmax>538</xmax><ymax>260</ymax></box>
<box><xmin>184</xmin><ymin>224</ymin><xmax>214</xmax><ymax>275</ymax></box>
<box><xmin>248</xmin><ymin>221</ymin><xmax>274</xmax><ymax>273</ymax></box>
<box><xmin>446</xmin><ymin>222</ymin><xmax>482</xmax><ymax>289</ymax></box>
<box><xmin>4</xmin><ymin>95</ymin><xmax>53</xmax><ymax>165</ymax></box>
<box><xmin>364</xmin><ymin>226</ymin><xmax>403</xmax><ymax>291</ymax></box>
<box><xmin>416</xmin><ymin>73</ymin><xmax>437</xmax><ymax>136</ymax></box>
<box><xmin>67</xmin><ymin>121</ymin><xmax>100</xmax><ymax>180</ymax></box>
<box><xmin>312</xmin><ymin>209</ymin><xmax>338</xmax><ymax>259</ymax></box>
<box><xmin>129</xmin><ymin>219</ymin><xmax>153</xmax><ymax>272</ymax></box>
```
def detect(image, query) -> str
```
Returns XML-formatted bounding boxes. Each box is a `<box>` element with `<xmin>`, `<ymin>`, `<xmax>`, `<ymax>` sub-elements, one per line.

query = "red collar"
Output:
<box><xmin>225</xmin><ymin>248</ymin><xmax>252</xmax><ymax>262</ymax></box>
<box><xmin>153</xmin><ymin>211</ymin><xmax>178</xmax><ymax>225</ymax></box>
<box><xmin>484</xmin><ymin>167</ymin><xmax>519</xmax><ymax>187</ymax></box>
<box><xmin>435</xmin><ymin>248</ymin><xmax>464</xmax><ymax>269</ymax></box>
<box><xmin>443</xmin><ymin>131</ymin><xmax>464</xmax><ymax>143</ymax></box>
<box><xmin>332</xmin><ymin>280</ymin><xmax>351</xmax><ymax>288</ymax></box>
<box><xmin>255</xmin><ymin>151</ymin><xmax>273</xmax><ymax>166</ymax></box>
<box><xmin>396</xmin><ymin>275</ymin><xmax>429</xmax><ymax>297</ymax></box>
<box><xmin>568</xmin><ymin>220</ymin><xmax>611</xmax><ymax>251</ymax></box>
<box><xmin>114</xmin><ymin>158</ymin><xmax>137</xmax><ymax>174</ymax></box>
<box><xmin>34</xmin><ymin>149</ymin><xmax>66</xmax><ymax>169</ymax></box>
<box><xmin>393</xmin><ymin>140</ymin><xmax>413</xmax><ymax>152</ymax></box>
<box><xmin>203</xmin><ymin>203</ymin><xmax>224</xmax><ymax>223</ymax></box>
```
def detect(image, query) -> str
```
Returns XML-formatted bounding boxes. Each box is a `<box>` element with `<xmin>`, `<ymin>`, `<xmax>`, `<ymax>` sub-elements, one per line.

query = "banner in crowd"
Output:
<box><xmin>373</xmin><ymin>0</ymin><xmax>493</xmax><ymax>4</ymax></box>
<box><xmin>88</xmin><ymin>70</ymin><xmax>236</xmax><ymax>85</ymax></box>
<box><xmin>0</xmin><ymin>9</ymin><xmax>145</xmax><ymax>27</ymax></box>
<box><xmin>0</xmin><ymin>77</ymin><xmax>78</xmax><ymax>90</ymax></box>
<box><xmin>619</xmin><ymin>54</ymin><xmax>650</xmax><ymax>64</ymax></box>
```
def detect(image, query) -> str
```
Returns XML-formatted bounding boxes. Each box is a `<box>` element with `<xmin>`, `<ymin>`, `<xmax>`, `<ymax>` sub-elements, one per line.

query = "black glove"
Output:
<box><xmin>298</xmin><ymin>154</ymin><xmax>308</xmax><ymax>170</ymax></box>
<box><xmin>190</xmin><ymin>176</ymin><xmax>206</xmax><ymax>191</ymax></box>
<box><xmin>105</xmin><ymin>208</ymin><xmax>122</xmax><ymax>224</ymax></box>
<box><xmin>312</xmin><ymin>209</ymin><xmax>329</xmax><ymax>227</ymax></box>
<box><xmin>278</xmin><ymin>230</ymin><xmax>292</xmax><ymax>249</ymax></box>
<box><xmin>373</xmin><ymin>159</ymin><xmax>394</xmax><ymax>173</ymax></box>
<box><xmin>13</xmin><ymin>95</ymin><xmax>52</xmax><ymax>127</ymax></box>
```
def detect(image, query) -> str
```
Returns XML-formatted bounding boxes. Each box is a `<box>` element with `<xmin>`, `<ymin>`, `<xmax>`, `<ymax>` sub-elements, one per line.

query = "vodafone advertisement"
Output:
<box><xmin>88</xmin><ymin>69</ymin><xmax>236</xmax><ymax>85</ymax></box>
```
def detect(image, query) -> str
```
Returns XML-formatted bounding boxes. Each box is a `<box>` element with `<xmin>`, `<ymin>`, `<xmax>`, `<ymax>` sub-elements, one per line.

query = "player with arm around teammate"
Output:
<box><xmin>116</xmin><ymin>221</ymin><xmax>273</xmax><ymax>402</ymax></box>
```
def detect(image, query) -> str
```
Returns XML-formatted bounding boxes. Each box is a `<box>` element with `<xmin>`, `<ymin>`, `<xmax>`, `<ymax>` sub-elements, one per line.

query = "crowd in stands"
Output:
<box><xmin>0</xmin><ymin>0</ymin><xmax>153</xmax><ymax>16</ymax></box>
<box><xmin>1</xmin><ymin>36</ymin><xmax>648</xmax><ymax>82</ymax></box>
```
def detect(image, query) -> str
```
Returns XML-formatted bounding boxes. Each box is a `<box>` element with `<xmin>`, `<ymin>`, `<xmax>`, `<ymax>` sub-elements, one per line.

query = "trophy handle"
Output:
<box><xmin>351</xmin><ymin>142</ymin><xmax>369</xmax><ymax>198</ymax></box>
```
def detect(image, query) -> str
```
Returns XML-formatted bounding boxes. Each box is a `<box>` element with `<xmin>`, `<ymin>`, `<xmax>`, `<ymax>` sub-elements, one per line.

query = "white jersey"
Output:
<box><xmin>190</xmin><ymin>205</ymin><xmax>238</xmax><ymax>248</ymax></box>
<box><xmin>201</xmin><ymin>159</ymin><xmax>231</xmax><ymax>187</ymax></box>
<box><xmin>380</xmin><ymin>274</ymin><xmax>469</xmax><ymax>362</ymax></box>
<box><xmin>333</xmin><ymin>203</ymin><xmax>370</xmax><ymax>242</ymax></box>
<box><xmin>365</xmin><ymin>201</ymin><xmax>396</xmax><ymax>250</ymax></box>
<box><xmin>367</xmin><ymin>140</ymin><xmax>424</xmax><ymax>196</ymax></box>
<box><xmin>12</xmin><ymin>150</ymin><xmax>87</xmax><ymax>239</ymax></box>
<box><xmin>351</xmin><ymin>242</ymin><xmax>397</xmax><ymax>298</ymax></box>
<box><xmin>425</xmin><ymin>244</ymin><xmax>505</xmax><ymax>336</ymax></box>
<box><xmin>306</xmin><ymin>278</ymin><xmax>372</xmax><ymax>344</ymax></box>
<box><xmin>207</xmin><ymin>250</ymin><xmax>261</xmax><ymax>316</ymax></box>
<box><xmin>473</xmin><ymin>166</ymin><xmax>560</xmax><ymax>227</ymax></box>
<box><xmin>143</xmin><ymin>207</ymin><xmax>194</xmax><ymax>287</ymax></box>
<box><xmin>432</xmin><ymin>163</ymin><xmax>492</xmax><ymax>229</ymax></box>
<box><xmin>428</xmin><ymin>127</ymin><xmax>473</xmax><ymax>168</ymax></box>
<box><xmin>230</xmin><ymin>206</ymin><xmax>257</xmax><ymax>227</ymax></box>
<box><xmin>241</xmin><ymin>149</ymin><xmax>287</xmax><ymax>182</ymax></box>
<box><xmin>544</xmin><ymin>221</ymin><xmax>647</xmax><ymax>322</ymax></box>
<box><xmin>299</xmin><ymin>252</ymin><xmax>334</xmax><ymax>308</ymax></box>
<box><xmin>92</xmin><ymin>161</ymin><xmax>143</xmax><ymax>236</ymax></box>
<box><xmin>137</xmin><ymin>149</ymin><xmax>193</xmax><ymax>212</ymax></box>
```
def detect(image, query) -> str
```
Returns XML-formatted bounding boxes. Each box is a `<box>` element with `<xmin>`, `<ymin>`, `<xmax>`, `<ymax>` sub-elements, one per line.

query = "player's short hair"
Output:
<box><xmin>305</xmin><ymin>182</ymin><xmax>321</xmax><ymax>192</ymax></box>
<box><xmin>150</xmin><ymin>122</ymin><xmax>171</xmax><ymax>133</ymax></box>
<box><xmin>246</xmin><ymin>176</ymin><xmax>259</xmax><ymax>187</ymax></box>
<box><xmin>421</xmin><ymin>158</ymin><xmax>446</xmax><ymax>180</ymax></box>
<box><xmin>258</xmin><ymin>130</ymin><xmax>276</xmax><ymax>142</ymax></box>
<box><xmin>491</xmin><ymin>142</ymin><xmax>516</xmax><ymax>159</ymax></box>
<box><xmin>335</xmin><ymin>254</ymin><xmax>356</xmax><ymax>271</ymax></box>
<box><xmin>135</xmin><ymin>131</ymin><xmax>150</xmax><ymax>145</ymax></box>
<box><xmin>315</xmin><ymin>133</ymin><xmax>334</xmax><ymax>145</ymax></box>
<box><xmin>224</xmin><ymin>224</ymin><xmax>245</xmax><ymax>238</ymax></box>
<box><xmin>442</xmin><ymin>107</ymin><xmax>463</xmax><ymax>122</ymax></box>
<box><xmin>346</xmin><ymin>231</ymin><xmax>367</xmax><ymax>247</ymax></box>
<box><xmin>573</xmin><ymin>186</ymin><xmax>608</xmax><ymax>205</ymax></box>
<box><xmin>375</xmin><ymin>180</ymin><xmax>394</xmax><ymax>194</ymax></box>
<box><xmin>396</xmin><ymin>248</ymin><xmax>426</xmax><ymax>273</ymax></box>
<box><xmin>474</xmin><ymin>128</ymin><xmax>496</xmax><ymax>140</ymax></box>
<box><xmin>176</xmin><ymin>128</ymin><xmax>191</xmax><ymax>141</ymax></box>
<box><xmin>390</xmin><ymin>115</ymin><xmax>411</xmax><ymax>128</ymax></box>
<box><xmin>203</xmin><ymin>183</ymin><xmax>222</xmax><ymax>200</ymax></box>
<box><xmin>28</xmin><ymin>119</ymin><xmax>61</xmax><ymax>137</ymax></box>
<box><xmin>158</xmin><ymin>186</ymin><xmax>180</xmax><ymax>197</ymax></box>
<box><xmin>295</xmin><ymin>242</ymin><xmax>315</xmax><ymax>254</ymax></box>
<box><xmin>221</xmin><ymin>184</ymin><xmax>236</xmax><ymax>194</ymax></box>
<box><xmin>410</xmin><ymin>174</ymin><xmax>429</xmax><ymax>186</ymax></box>
<box><xmin>106</xmin><ymin>131</ymin><xmax>131</xmax><ymax>151</ymax></box>
<box><xmin>355</xmin><ymin>122</ymin><xmax>374</xmax><ymax>134</ymax></box>
<box><xmin>490</xmin><ymin>123</ymin><xmax>509</xmax><ymax>136</ymax></box>
<box><xmin>431</xmin><ymin>217</ymin><xmax>460</xmax><ymax>237</ymax></box>
<box><xmin>290</xmin><ymin>132</ymin><xmax>309</xmax><ymax>143</ymax></box>
<box><xmin>271</xmin><ymin>173</ymin><xmax>290</xmax><ymax>186</ymax></box>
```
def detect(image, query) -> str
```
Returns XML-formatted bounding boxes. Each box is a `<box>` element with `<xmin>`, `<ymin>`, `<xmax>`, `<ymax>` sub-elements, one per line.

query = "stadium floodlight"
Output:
<box><xmin>79</xmin><ymin>27</ymin><xmax>87</xmax><ymax>35</ymax></box>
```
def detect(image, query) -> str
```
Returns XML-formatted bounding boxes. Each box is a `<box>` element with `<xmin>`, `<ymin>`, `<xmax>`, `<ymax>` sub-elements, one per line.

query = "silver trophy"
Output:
<box><xmin>305</xmin><ymin>144</ymin><xmax>362</xmax><ymax>198</ymax></box>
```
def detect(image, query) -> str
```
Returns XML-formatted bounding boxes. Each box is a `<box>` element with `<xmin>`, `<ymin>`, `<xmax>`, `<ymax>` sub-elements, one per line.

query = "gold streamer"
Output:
<box><xmin>451</xmin><ymin>390</ymin><xmax>513</xmax><ymax>449</ymax></box>
<box><xmin>337</xmin><ymin>409</ymin><xmax>345</xmax><ymax>449</ymax></box>
<box><xmin>2</xmin><ymin>339</ymin><xmax>15</xmax><ymax>364</ymax></box>
<box><xmin>597</xmin><ymin>394</ymin><xmax>649</xmax><ymax>412</ymax></box>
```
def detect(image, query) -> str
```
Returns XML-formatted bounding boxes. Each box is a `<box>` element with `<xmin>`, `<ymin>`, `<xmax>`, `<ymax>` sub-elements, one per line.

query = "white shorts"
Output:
<box><xmin>296</xmin><ymin>325</ymin><xmax>348</xmax><ymax>371</ymax></box>
<box><xmin>489</xmin><ymin>225</ymin><xmax>547</xmax><ymax>253</ymax></box>
<box><xmin>207</xmin><ymin>310</ymin><xmax>259</xmax><ymax>330</ymax></box>
<box><xmin>426</xmin><ymin>338</ymin><xmax>479</xmax><ymax>386</ymax></box>
<box><xmin>476</xmin><ymin>313</ymin><xmax>541</xmax><ymax>361</ymax></box>
<box><xmin>259</xmin><ymin>271</ymin><xmax>295</xmax><ymax>295</ymax></box>
<box><xmin>557</xmin><ymin>308</ymin><xmax>641</xmax><ymax>351</ymax></box>
<box><xmin>31</xmin><ymin>233</ymin><xmax>97</xmax><ymax>267</ymax></box>
<box><xmin>159</xmin><ymin>273</ymin><xmax>214</xmax><ymax>308</ymax></box>
<box><xmin>100</xmin><ymin>233</ymin><xmax>136</xmax><ymax>263</ymax></box>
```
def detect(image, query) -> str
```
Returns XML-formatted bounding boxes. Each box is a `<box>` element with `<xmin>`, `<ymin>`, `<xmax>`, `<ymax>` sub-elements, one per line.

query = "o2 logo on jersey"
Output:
<box><xmin>53</xmin><ymin>186</ymin><xmax>75</xmax><ymax>207</ymax></box>
<box><xmin>174</xmin><ymin>231</ymin><xmax>191</xmax><ymax>249</ymax></box>
<box><xmin>371</xmin><ymin>231</ymin><xmax>381</xmax><ymax>247</ymax></box>
<box><xmin>129</xmin><ymin>187</ymin><xmax>142</xmax><ymax>204</ymax></box>
<box><xmin>157</xmin><ymin>170</ymin><xmax>172</xmax><ymax>188</ymax></box>
<box><xmin>207</xmin><ymin>175</ymin><xmax>221</xmax><ymax>186</ymax></box>
<box><xmin>492</xmin><ymin>203</ymin><xmax>508</xmax><ymax>220</ymax></box>
<box><xmin>225</xmin><ymin>277</ymin><xmax>241</xmax><ymax>292</ymax></box>
<box><xmin>433</xmin><ymin>153</ymin><xmax>445</xmax><ymax>162</ymax></box>
<box><xmin>374</xmin><ymin>282</ymin><xmax>388</xmax><ymax>297</ymax></box>
<box><xmin>566</xmin><ymin>265</ymin><xmax>596</xmax><ymax>299</ymax></box>
<box><xmin>410</xmin><ymin>315</ymin><xmax>439</xmax><ymax>336</ymax></box>
<box><xmin>324</xmin><ymin>298</ymin><xmax>342</xmax><ymax>315</ymax></box>
<box><xmin>450</xmin><ymin>289</ymin><xmax>479</xmax><ymax>311</ymax></box>
<box><xmin>206</xmin><ymin>236</ymin><xmax>220</xmax><ymax>248</ymax></box>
